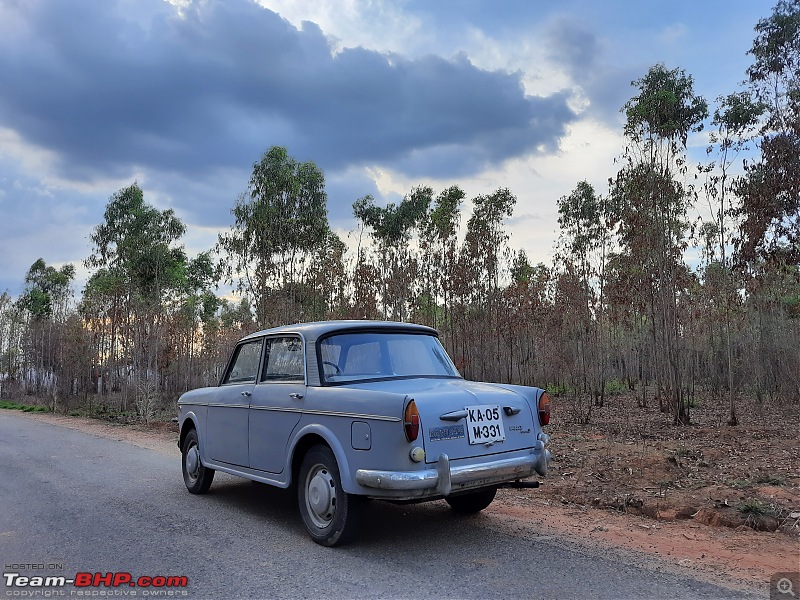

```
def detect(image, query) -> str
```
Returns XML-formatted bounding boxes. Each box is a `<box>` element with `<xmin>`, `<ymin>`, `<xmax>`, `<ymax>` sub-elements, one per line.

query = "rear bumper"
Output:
<box><xmin>355</xmin><ymin>442</ymin><xmax>550</xmax><ymax>499</ymax></box>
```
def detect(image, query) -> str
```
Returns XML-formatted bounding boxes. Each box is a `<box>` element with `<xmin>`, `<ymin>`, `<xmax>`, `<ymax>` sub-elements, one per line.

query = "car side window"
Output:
<box><xmin>223</xmin><ymin>340</ymin><xmax>262</xmax><ymax>384</ymax></box>
<box><xmin>260</xmin><ymin>336</ymin><xmax>304</xmax><ymax>382</ymax></box>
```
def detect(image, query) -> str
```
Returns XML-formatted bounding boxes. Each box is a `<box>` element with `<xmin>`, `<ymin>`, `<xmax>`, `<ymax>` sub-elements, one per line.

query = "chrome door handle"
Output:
<box><xmin>440</xmin><ymin>409</ymin><xmax>467</xmax><ymax>421</ymax></box>
<box><xmin>289</xmin><ymin>393</ymin><xmax>304</xmax><ymax>400</ymax></box>
<box><xmin>241</xmin><ymin>391</ymin><xmax>252</xmax><ymax>397</ymax></box>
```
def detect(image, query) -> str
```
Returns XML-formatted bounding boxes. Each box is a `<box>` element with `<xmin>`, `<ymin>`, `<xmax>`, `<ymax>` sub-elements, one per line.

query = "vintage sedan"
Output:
<box><xmin>178</xmin><ymin>320</ymin><xmax>551</xmax><ymax>546</ymax></box>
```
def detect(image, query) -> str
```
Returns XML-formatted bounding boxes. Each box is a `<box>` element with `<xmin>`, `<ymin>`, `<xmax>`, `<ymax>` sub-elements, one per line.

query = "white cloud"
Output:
<box><xmin>255</xmin><ymin>0</ymin><xmax>429</xmax><ymax>55</ymax></box>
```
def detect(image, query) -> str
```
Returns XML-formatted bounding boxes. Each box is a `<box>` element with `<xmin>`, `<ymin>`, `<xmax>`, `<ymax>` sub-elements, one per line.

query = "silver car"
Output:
<box><xmin>178</xmin><ymin>320</ymin><xmax>551</xmax><ymax>546</ymax></box>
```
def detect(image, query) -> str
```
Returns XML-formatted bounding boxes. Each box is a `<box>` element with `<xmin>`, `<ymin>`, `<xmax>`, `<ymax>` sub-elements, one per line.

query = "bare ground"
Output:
<box><xmin>5</xmin><ymin>395</ymin><xmax>799</xmax><ymax>595</ymax></box>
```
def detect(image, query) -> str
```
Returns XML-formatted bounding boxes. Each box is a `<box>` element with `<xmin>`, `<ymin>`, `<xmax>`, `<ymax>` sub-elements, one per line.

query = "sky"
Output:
<box><xmin>0</xmin><ymin>0</ymin><xmax>778</xmax><ymax>298</ymax></box>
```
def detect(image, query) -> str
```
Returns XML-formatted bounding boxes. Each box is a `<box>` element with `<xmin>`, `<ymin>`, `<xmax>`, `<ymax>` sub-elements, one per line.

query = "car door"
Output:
<box><xmin>248</xmin><ymin>335</ymin><xmax>306</xmax><ymax>473</ymax></box>
<box><xmin>206</xmin><ymin>338</ymin><xmax>263</xmax><ymax>467</ymax></box>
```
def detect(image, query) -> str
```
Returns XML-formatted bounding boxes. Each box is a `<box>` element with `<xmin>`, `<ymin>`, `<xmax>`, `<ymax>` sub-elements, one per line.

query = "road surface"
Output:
<box><xmin>0</xmin><ymin>411</ymin><xmax>754</xmax><ymax>599</ymax></box>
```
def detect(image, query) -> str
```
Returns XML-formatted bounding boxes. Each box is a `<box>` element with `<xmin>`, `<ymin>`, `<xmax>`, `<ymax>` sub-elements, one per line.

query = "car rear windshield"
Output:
<box><xmin>318</xmin><ymin>331</ymin><xmax>460</xmax><ymax>384</ymax></box>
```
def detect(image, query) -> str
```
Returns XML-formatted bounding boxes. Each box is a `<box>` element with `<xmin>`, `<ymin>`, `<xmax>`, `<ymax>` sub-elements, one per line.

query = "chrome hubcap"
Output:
<box><xmin>185</xmin><ymin>444</ymin><xmax>200</xmax><ymax>480</ymax></box>
<box><xmin>305</xmin><ymin>465</ymin><xmax>336</xmax><ymax>528</ymax></box>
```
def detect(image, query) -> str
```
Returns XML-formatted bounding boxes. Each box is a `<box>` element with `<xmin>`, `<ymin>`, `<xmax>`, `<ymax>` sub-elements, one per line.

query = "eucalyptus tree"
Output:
<box><xmin>700</xmin><ymin>92</ymin><xmax>763</xmax><ymax>425</ymax></box>
<box><xmin>738</xmin><ymin>0</ymin><xmax>800</xmax><ymax>264</ymax></box>
<box><xmin>613</xmin><ymin>64</ymin><xmax>708</xmax><ymax>424</ymax></box>
<box><xmin>556</xmin><ymin>181</ymin><xmax>611</xmax><ymax>408</ymax></box>
<box><xmin>86</xmin><ymin>183</ymin><xmax>188</xmax><ymax>401</ymax></box>
<box><xmin>456</xmin><ymin>188</ymin><xmax>516</xmax><ymax>381</ymax></box>
<box><xmin>352</xmin><ymin>186</ymin><xmax>433</xmax><ymax>321</ymax></box>
<box><xmin>0</xmin><ymin>293</ymin><xmax>21</xmax><ymax>389</ymax></box>
<box><xmin>79</xmin><ymin>269</ymin><xmax>127</xmax><ymax>394</ymax></box>
<box><xmin>17</xmin><ymin>258</ymin><xmax>75</xmax><ymax>322</ymax></box>
<box><xmin>503</xmin><ymin>253</ymin><xmax>556</xmax><ymax>386</ymax></box>
<box><xmin>15</xmin><ymin>259</ymin><xmax>76</xmax><ymax>394</ymax></box>
<box><xmin>304</xmin><ymin>231</ymin><xmax>349</xmax><ymax>320</ymax></box>
<box><xmin>732</xmin><ymin>1</ymin><xmax>800</xmax><ymax>406</ymax></box>
<box><xmin>417</xmin><ymin>186</ymin><xmax>464</xmax><ymax>335</ymax></box>
<box><xmin>169</xmin><ymin>251</ymin><xmax>220</xmax><ymax>392</ymax></box>
<box><xmin>218</xmin><ymin>146</ymin><xmax>330</xmax><ymax>327</ymax></box>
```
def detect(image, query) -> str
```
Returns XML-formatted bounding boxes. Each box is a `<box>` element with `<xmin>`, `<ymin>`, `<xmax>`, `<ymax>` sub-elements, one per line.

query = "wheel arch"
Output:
<box><xmin>179</xmin><ymin>413</ymin><xmax>200</xmax><ymax>450</ymax></box>
<box><xmin>288</xmin><ymin>425</ymin><xmax>355</xmax><ymax>492</ymax></box>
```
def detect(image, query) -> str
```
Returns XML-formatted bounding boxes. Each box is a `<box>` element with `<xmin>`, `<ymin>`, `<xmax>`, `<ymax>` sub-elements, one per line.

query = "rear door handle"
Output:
<box><xmin>289</xmin><ymin>393</ymin><xmax>304</xmax><ymax>400</ymax></box>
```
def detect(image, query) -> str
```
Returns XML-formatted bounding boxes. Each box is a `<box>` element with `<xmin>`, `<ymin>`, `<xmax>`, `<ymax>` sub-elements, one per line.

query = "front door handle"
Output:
<box><xmin>241</xmin><ymin>391</ymin><xmax>252</xmax><ymax>398</ymax></box>
<box><xmin>289</xmin><ymin>393</ymin><xmax>304</xmax><ymax>400</ymax></box>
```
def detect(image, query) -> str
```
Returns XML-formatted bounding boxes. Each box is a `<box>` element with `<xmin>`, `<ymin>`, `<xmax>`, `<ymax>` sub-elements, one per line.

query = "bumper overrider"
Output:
<box><xmin>356</xmin><ymin>435</ymin><xmax>551</xmax><ymax>498</ymax></box>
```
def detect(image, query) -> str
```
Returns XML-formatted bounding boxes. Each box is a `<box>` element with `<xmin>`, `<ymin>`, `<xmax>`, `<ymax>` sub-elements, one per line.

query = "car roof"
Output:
<box><xmin>239</xmin><ymin>320</ymin><xmax>439</xmax><ymax>343</ymax></box>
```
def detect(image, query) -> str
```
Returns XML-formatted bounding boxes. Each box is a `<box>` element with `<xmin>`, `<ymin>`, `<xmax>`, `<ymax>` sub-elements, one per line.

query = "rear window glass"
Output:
<box><xmin>319</xmin><ymin>331</ymin><xmax>459</xmax><ymax>384</ymax></box>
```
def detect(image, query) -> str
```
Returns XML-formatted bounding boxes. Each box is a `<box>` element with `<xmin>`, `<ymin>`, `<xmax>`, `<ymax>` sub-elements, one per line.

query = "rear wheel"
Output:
<box><xmin>445</xmin><ymin>487</ymin><xmax>497</xmax><ymax>514</ymax></box>
<box><xmin>297</xmin><ymin>445</ymin><xmax>362</xmax><ymax>546</ymax></box>
<box><xmin>182</xmin><ymin>428</ymin><xmax>215</xmax><ymax>494</ymax></box>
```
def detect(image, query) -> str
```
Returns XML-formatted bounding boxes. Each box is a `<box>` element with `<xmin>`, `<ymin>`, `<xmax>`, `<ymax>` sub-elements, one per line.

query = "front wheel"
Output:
<box><xmin>182</xmin><ymin>428</ymin><xmax>215</xmax><ymax>494</ymax></box>
<box><xmin>445</xmin><ymin>487</ymin><xmax>497</xmax><ymax>514</ymax></box>
<box><xmin>297</xmin><ymin>445</ymin><xmax>362</xmax><ymax>546</ymax></box>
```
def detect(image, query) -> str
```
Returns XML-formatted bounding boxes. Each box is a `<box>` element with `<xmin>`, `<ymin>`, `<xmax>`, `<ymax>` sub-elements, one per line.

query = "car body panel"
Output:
<box><xmin>177</xmin><ymin>320</ymin><xmax>550</xmax><ymax>503</ymax></box>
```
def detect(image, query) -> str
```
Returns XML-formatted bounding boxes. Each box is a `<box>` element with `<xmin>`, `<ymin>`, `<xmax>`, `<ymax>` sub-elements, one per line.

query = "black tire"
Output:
<box><xmin>445</xmin><ymin>487</ymin><xmax>497</xmax><ymax>514</ymax></box>
<box><xmin>182</xmin><ymin>428</ymin><xmax>215</xmax><ymax>494</ymax></box>
<box><xmin>297</xmin><ymin>445</ymin><xmax>362</xmax><ymax>546</ymax></box>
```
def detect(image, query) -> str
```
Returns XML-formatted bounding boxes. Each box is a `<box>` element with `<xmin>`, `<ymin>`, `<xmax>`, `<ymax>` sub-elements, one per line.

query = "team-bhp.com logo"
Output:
<box><xmin>4</xmin><ymin>571</ymin><xmax>188</xmax><ymax>596</ymax></box>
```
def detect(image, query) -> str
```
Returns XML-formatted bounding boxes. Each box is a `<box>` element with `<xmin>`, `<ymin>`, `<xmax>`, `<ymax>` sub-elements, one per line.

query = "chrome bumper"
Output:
<box><xmin>355</xmin><ymin>443</ymin><xmax>550</xmax><ymax>497</ymax></box>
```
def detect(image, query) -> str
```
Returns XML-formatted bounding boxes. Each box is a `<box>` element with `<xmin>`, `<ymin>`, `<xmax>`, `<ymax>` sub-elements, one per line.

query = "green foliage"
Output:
<box><xmin>510</xmin><ymin>249</ymin><xmax>534</xmax><ymax>284</ymax></box>
<box><xmin>219</xmin><ymin>146</ymin><xmax>333</xmax><ymax>326</ymax></box>
<box><xmin>87</xmin><ymin>183</ymin><xmax>187</xmax><ymax>305</ymax></box>
<box><xmin>557</xmin><ymin>181</ymin><xmax>607</xmax><ymax>260</ymax></box>
<box><xmin>0</xmin><ymin>401</ymin><xmax>49</xmax><ymax>413</ymax></box>
<box><xmin>604</xmin><ymin>379</ymin><xmax>628</xmax><ymax>395</ymax></box>
<box><xmin>737</xmin><ymin>498</ymin><xmax>771</xmax><ymax>516</ymax></box>
<box><xmin>729</xmin><ymin>479</ymin><xmax>754</xmax><ymax>489</ymax></box>
<box><xmin>623</xmin><ymin>64</ymin><xmax>708</xmax><ymax>146</ymax></box>
<box><xmin>354</xmin><ymin>186</ymin><xmax>432</xmax><ymax>247</ymax></box>
<box><xmin>754</xmin><ymin>473</ymin><xmax>786</xmax><ymax>485</ymax></box>
<box><xmin>738</xmin><ymin>0</ymin><xmax>800</xmax><ymax>264</ymax></box>
<box><xmin>423</xmin><ymin>185</ymin><xmax>464</xmax><ymax>242</ymax></box>
<box><xmin>17</xmin><ymin>258</ymin><xmax>75</xmax><ymax>321</ymax></box>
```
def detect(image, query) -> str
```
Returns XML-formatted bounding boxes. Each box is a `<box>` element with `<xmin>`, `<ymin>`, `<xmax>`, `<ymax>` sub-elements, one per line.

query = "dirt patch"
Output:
<box><xmin>5</xmin><ymin>398</ymin><xmax>800</xmax><ymax>593</ymax></box>
<box><xmin>488</xmin><ymin>394</ymin><xmax>800</xmax><ymax>592</ymax></box>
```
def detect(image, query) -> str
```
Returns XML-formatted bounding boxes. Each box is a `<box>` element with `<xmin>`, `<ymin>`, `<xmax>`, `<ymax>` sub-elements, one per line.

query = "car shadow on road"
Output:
<box><xmin>201</xmin><ymin>473</ymin><xmax>502</xmax><ymax>549</ymax></box>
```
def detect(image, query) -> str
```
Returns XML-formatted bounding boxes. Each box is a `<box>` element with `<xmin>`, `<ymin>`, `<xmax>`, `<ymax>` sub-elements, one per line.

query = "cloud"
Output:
<box><xmin>542</xmin><ymin>16</ymin><xmax>643</xmax><ymax>127</ymax></box>
<box><xmin>0</xmin><ymin>0</ymin><xmax>576</xmax><ymax>185</ymax></box>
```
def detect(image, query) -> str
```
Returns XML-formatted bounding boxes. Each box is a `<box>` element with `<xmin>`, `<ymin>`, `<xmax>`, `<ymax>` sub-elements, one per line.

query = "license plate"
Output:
<box><xmin>465</xmin><ymin>405</ymin><xmax>506</xmax><ymax>445</ymax></box>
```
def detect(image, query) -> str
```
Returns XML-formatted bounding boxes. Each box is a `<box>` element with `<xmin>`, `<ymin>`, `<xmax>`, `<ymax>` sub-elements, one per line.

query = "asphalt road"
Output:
<box><xmin>0</xmin><ymin>412</ymin><xmax>754</xmax><ymax>599</ymax></box>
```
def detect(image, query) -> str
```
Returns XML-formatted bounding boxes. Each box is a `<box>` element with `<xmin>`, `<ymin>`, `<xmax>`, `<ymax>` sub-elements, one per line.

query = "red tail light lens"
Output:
<box><xmin>403</xmin><ymin>399</ymin><xmax>420</xmax><ymax>442</ymax></box>
<box><xmin>538</xmin><ymin>392</ymin><xmax>551</xmax><ymax>426</ymax></box>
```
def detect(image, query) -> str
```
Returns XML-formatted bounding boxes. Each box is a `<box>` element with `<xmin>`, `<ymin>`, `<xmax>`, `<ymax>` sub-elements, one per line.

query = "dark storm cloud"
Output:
<box><xmin>0</xmin><ymin>0</ymin><xmax>575</xmax><ymax>183</ymax></box>
<box><xmin>544</xmin><ymin>17</ymin><xmax>639</xmax><ymax>126</ymax></box>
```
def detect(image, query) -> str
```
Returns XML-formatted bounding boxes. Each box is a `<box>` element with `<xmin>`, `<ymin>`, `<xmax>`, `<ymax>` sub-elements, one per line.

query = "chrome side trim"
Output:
<box><xmin>304</xmin><ymin>409</ymin><xmax>401</xmax><ymax>422</ymax></box>
<box><xmin>178</xmin><ymin>402</ymin><xmax>401</xmax><ymax>422</ymax></box>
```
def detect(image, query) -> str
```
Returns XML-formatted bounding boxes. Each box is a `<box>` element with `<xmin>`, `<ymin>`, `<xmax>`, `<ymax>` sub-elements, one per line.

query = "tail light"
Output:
<box><xmin>403</xmin><ymin>399</ymin><xmax>420</xmax><ymax>442</ymax></box>
<box><xmin>538</xmin><ymin>392</ymin><xmax>551</xmax><ymax>426</ymax></box>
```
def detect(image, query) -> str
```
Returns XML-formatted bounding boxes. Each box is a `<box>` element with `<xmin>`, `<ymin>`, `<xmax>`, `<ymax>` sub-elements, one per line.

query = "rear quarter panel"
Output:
<box><xmin>295</xmin><ymin>386</ymin><xmax>418</xmax><ymax>493</ymax></box>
